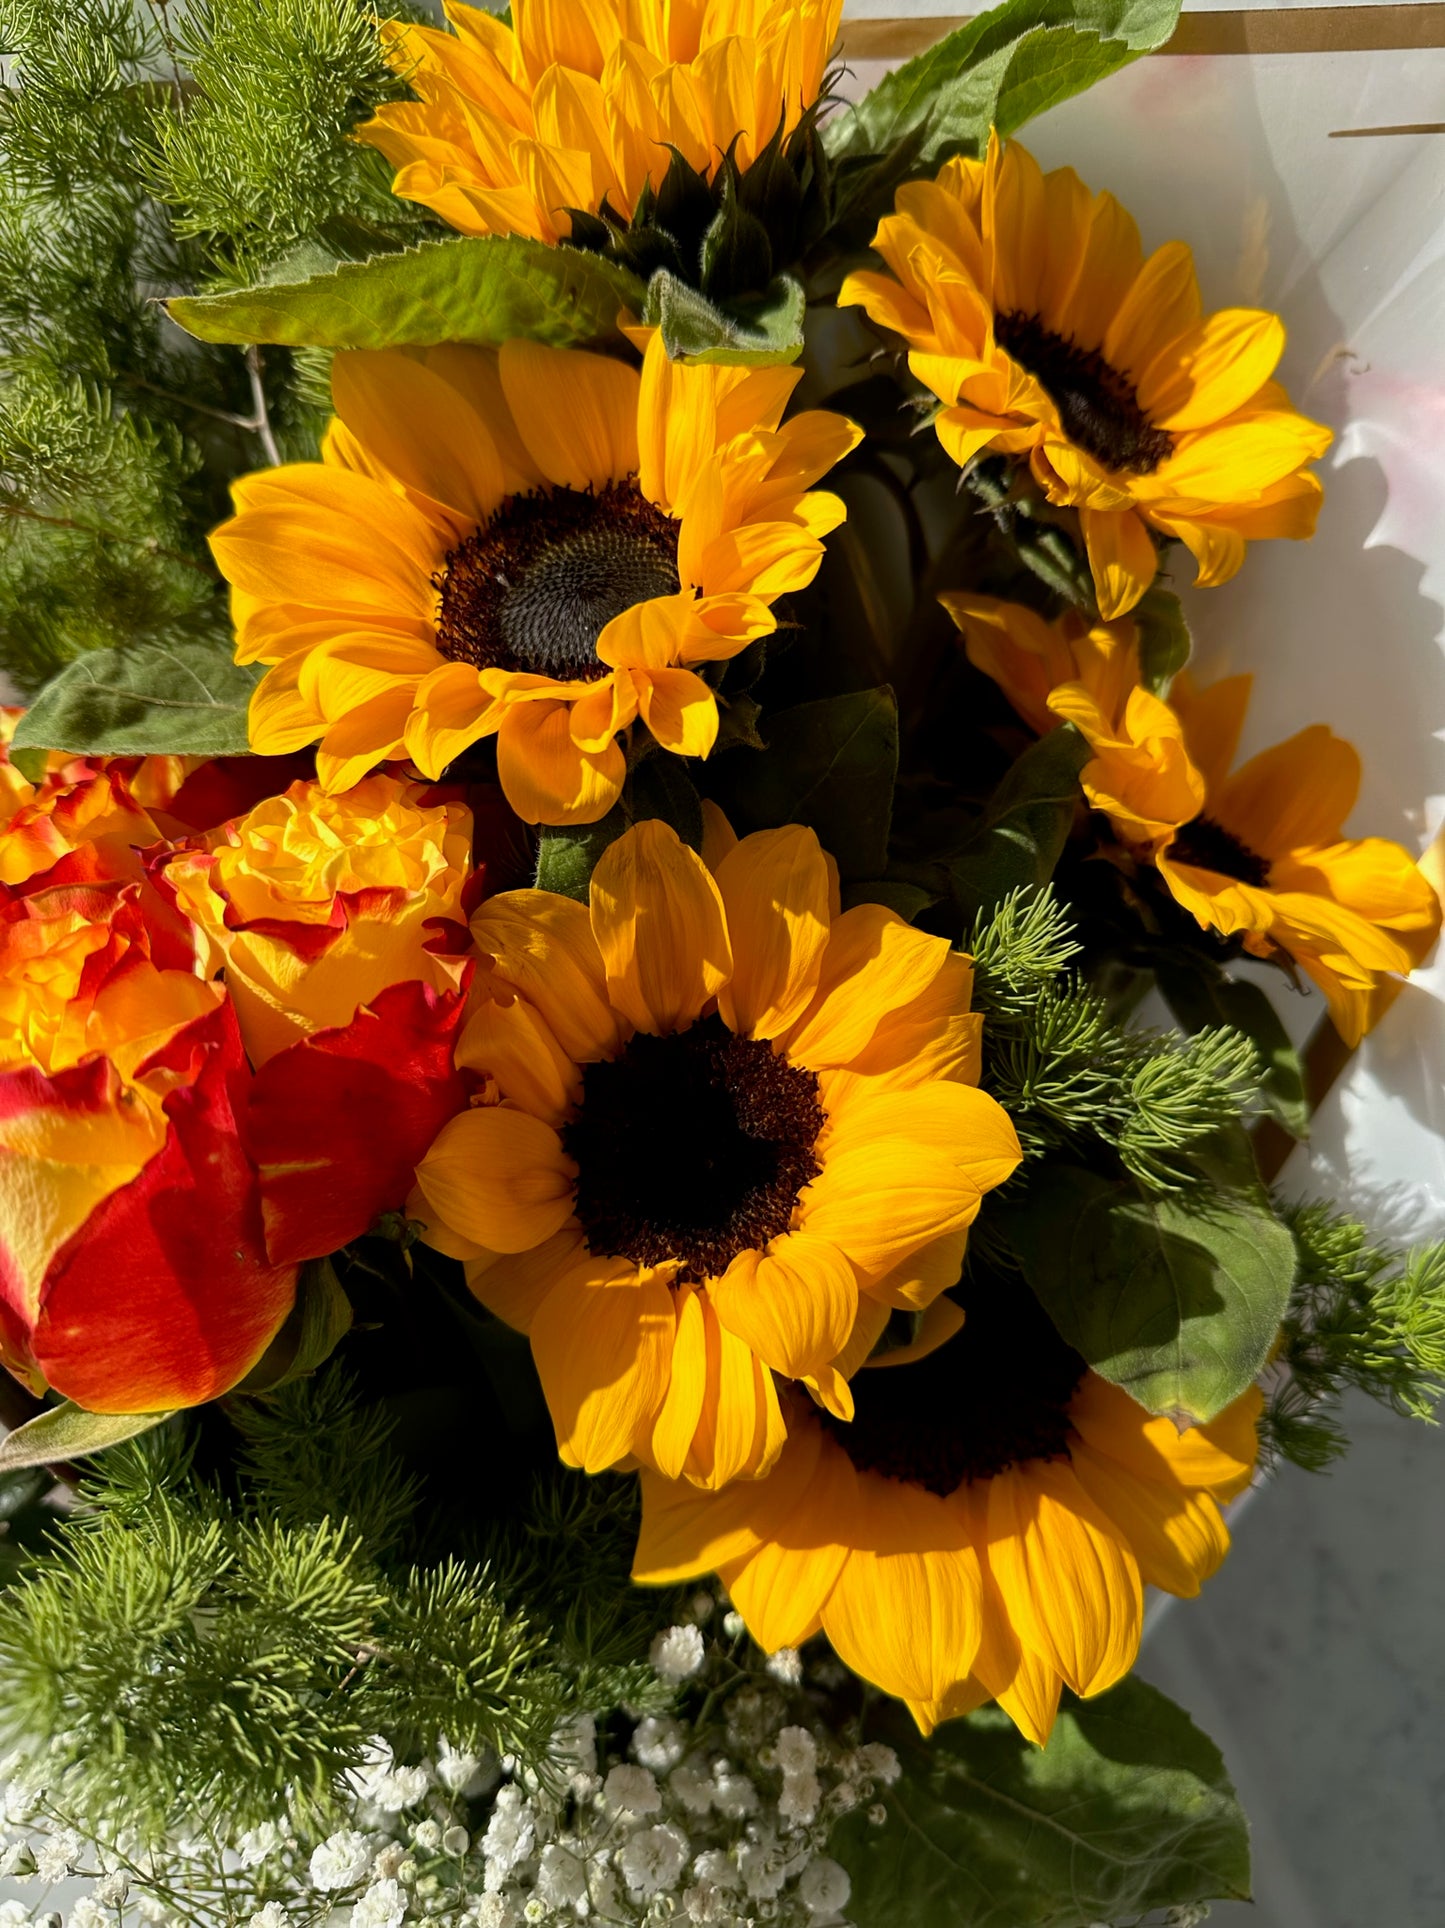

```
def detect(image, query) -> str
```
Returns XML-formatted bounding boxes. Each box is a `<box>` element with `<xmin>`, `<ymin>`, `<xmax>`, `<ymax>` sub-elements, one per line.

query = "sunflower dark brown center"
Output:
<box><xmin>995</xmin><ymin>310</ymin><xmax>1175</xmax><ymax>476</ymax></box>
<box><xmin>822</xmin><ymin>1270</ymin><xmax>1087</xmax><ymax>1494</ymax></box>
<box><xmin>1170</xmin><ymin>814</ymin><xmax>1271</xmax><ymax>887</ymax></box>
<box><xmin>434</xmin><ymin>479</ymin><xmax>680</xmax><ymax>683</ymax></box>
<box><xmin>563</xmin><ymin>1014</ymin><xmax>825</xmax><ymax>1283</ymax></box>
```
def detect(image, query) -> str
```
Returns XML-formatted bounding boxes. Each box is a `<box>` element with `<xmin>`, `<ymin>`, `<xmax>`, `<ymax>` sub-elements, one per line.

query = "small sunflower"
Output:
<box><xmin>941</xmin><ymin>591</ymin><xmax>1203</xmax><ymax>845</ymax></box>
<box><xmin>840</xmin><ymin>134</ymin><xmax>1332</xmax><ymax>619</ymax></box>
<box><xmin>357</xmin><ymin>0</ymin><xmax>842</xmax><ymax>243</ymax></box>
<box><xmin>634</xmin><ymin>1275</ymin><xmax>1261</xmax><ymax>1740</ymax></box>
<box><xmin>410</xmin><ymin>814</ymin><xmax>1021</xmax><ymax>1488</ymax></box>
<box><xmin>1158</xmin><ymin>674</ymin><xmax>1442</xmax><ymax>1045</ymax></box>
<box><xmin>209</xmin><ymin>333</ymin><xmax>860</xmax><ymax>825</ymax></box>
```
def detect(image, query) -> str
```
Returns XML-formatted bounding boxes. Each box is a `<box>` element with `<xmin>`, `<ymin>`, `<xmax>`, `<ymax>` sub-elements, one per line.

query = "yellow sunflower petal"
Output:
<box><xmin>1070</xmin><ymin>1443</ymin><xmax>1231</xmax><ymax>1597</ymax></box>
<box><xmin>984</xmin><ymin>1458</ymin><xmax>1142</xmax><ymax>1697</ymax></box>
<box><xmin>588</xmin><ymin>819</ymin><xmax>732</xmax><ymax>1035</ymax></box>
<box><xmin>683</xmin><ymin>1299</ymin><xmax>787</xmax><ymax>1488</ymax></box>
<box><xmin>413</xmin><ymin>1104</ymin><xmax>577</xmax><ymax>1253</ymax></box>
<box><xmin>722</xmin><ymin>1440</ymin><xmax>857</xmax><ymax>1651</ymax></box>
<box><xmin>798</xmin><ymin>1140</ymin><xmax>985</xmax><ymax>1284</ymax></box>
<box><xmin>464</xmin><ymin>1225</ymin><xmax>587</xmax><ymax>1333</ymax></box>
<box><xmin>783</xmin><ymin>905</ymin><xmax>952</xmax><ymax>1068</ymax></box>
<box><xmin>530</xmin><ymin>1255</ymin><xmax>676</xmax><ymax>1473</ymax></box>
<box><xmin>1080</xmin><ymin>505</ymin><xmax>1159</xmax><ymax>620</ymax></box>
<box><xmin>472</xmin><ymin>889</ymin><xmax>625</xmax><ymax>1065</ymax></box>
<box><xmin>1139</xmin><ymin>309</ymin><xmax>1284</xmax><ymax>432</ymax></box>
<box><xmin>635</xmin><ymin>667</ymin><xmax>719</xmax><ymax>757</ymax></box>
<box><xmin>632</xmin><ymin>1421</ymin><xmax>825</xmax><ymax>1582</ymax></box>
<box><xmin>455</xmin><ymin>989</ymin><xmax>581</xmax><ymax>1125</ymax></box>
<box><xmin>715</xmin><ymin>825</ymin><xmax>832</xmax><ymax>1040</ymax></box>
<box><xmin>495</xmin><ymin>699</ymin><xmax>627</xmax><ymax>825</ymax></box>
<box><xmin>498</xmin><ymin>339</ymin><xmax>640</xmax><ymax>491</ymax></box>
<box><xmin>330</xmin><ymin>348</ymin><xmax>506</xmax><ymax>527</ymax></box>
<box><xmin>1215</xmin><ymin>724</ymin><xmax>1358</xmax><ymax>857</ymax></box>
<box><xmin>708</xmin><ymin>1231</ymin><xmax>857</xmax><ymax>1382</ymax></box>
<box><xmin>651</xmin><ymin>1286</ymin><xmax>709</xmax><ymax>1481</ymax></box>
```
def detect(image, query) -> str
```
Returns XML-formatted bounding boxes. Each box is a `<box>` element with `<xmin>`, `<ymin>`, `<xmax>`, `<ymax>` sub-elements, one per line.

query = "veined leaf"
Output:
<box><xmin>826</xmin><ymin>0</ymin><xmax>1182</xmax><ymax>170</ymax></box>
<box><xmin>13</xmin><ymin>643</ymin><xmax>261</xmax><ymax>756</ymax></box>
<box><xmin>948</xmin><ymin>723</ymin><xmax>1088</xmax><ymax>921</ymax></box>
<box><xmin>835</xmin><ymin>1677</ymin><xmax>1250</xmax><ymax>1928</ymax></box>
<box><xmin>1134</xmin><ymin>585</ymin><xmax>1193</xmax><ymax>694</ymax></box>
<box><xmin>643</xmin><ymin>270</ymin><xmax>806</xmax><ymax>366</ymax></box>
<box><xmin>0</xmin><ymin>1403</ymin><xmax>171</xmax><ymax>1473</ymax></box>
<box><xmin>1007</xmin><ymin>1158</ymin><xmax>1295</xmax><ymax>1420</ymax></box>
<box><xmin>167</xmin><ymin>236</ymin><xmax>645</xmax><ymax>351</ymax></box>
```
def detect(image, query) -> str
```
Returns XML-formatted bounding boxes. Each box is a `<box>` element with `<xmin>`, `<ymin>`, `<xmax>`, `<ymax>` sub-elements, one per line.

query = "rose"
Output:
<box><xmin>0</xmin><ymin>877</ymin><xmax>295</xmax><ymax>1412</ymax></box>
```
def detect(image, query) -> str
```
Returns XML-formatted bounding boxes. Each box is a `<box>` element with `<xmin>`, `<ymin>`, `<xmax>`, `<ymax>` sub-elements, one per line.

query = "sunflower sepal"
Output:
<box><xmin>1003</xmin><ymin>1153</ymin><xmax>1296</xmax><ymax>1423</ymax></box>
<box><xmin>961</xmin><ymin>455</ymin><xmax>1108</xmax><ymax>614</ymax></box>
<box><xmin>165</xmin><ymin>235</ymin><xmax>646</xmax><ymax>353</ymax></box>
<box><xmin>641</xmin><ymin>269</ymin><xmax>807</xmax><ymax>367</ymax></box>
<box><xmin>947</xmin><ymin>723</ymin><xmax>1090</xmax><ymax>922</ymax></box>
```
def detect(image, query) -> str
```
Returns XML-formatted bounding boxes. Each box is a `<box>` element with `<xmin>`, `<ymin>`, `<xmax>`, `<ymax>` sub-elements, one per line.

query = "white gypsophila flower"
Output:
<box><xmin>692</xmin><ymin>1852</ymin><xmax>741</xmax><ymax>1892</ymax></box>
<box><xmin>709</xmin><ymin>1765</ymin><xmax>757</xmax><ymax>1820</ymax></box>
<box><xmin>522</xmin><ymin>1902</ymin><xmax>547</xmax><ymax>1926</ymax></box>
<box><xmin>798</xmin><ymin>1859</ymin><xmax>851</xmax><ymax>1917</ymax></box>
<box><xmin>481</xmin><ymin>1787</ymin><xmax>536</xmax><ymax>1878</ymax></box>
<box><xmin>247</xmin><ymin>1906</ymin><xmax>289</xmax><ymax>1928</ymax></box>
<box><xmin>69</xmin><ymin>1905</ymin><xmax>109</xmax><ymax>1928</ymax></box>
<box><xmin>649</xmin><ymin>1625</ymin><xmax>704</xmax><ymax>1685</ymax></box>
<box><xmin>601</xmin><ymin>1765</ymin><xmax>660</xmax><ymax>1817</ymax></box>
<box><xmin>778</xmin><ymin>1770</ymin><xmax>821</xmax><ymax>1828</ymax></box>
<box><xmin>721</xmin><ymin>1612</ymin><xmax>745</xmax><ymax>1642</ymax></box>
<box><xmin>0</xmin><ymin>1782</ymin><xmax>38</xmax><ymax>1828</ymax></box>
<box><xmin>773</xmin><ymin>1728</ymin><xmax>816</xmax><ymax>1780</ymax></box>
<box><xmin>764</xmin><ymin>1649</ymin><xmax>802</xmax><ymax>1687</ymax></box>
<box><xmin>847</xmin><ymin>1744</ymin><xmax>900</xmax><ymax>1788</ymax></box>
<box><xmin>236</xmin><ymin>1821</ymin><xmax>288</xmax><ymax>1867</ymax></box>
<box><xmin>618</xmin><ymin>1824</ymin><xmax>689</xmax><ymax>1900</ymax></box>
<box><xmin>631</xmin><ymin>1717</ymin><xmax>686</xmax><ymax>1774</ymax></box>
<box><xmin>736</xmin><ymin>1841</ymin><xmax>787</xmax><ymax>1902</ymax></box>
<box><xmin>553</xmin><ymin>1714</ymin><xmax>597</xmax><ymax>1782</ymax></box>
<box><xmin>351</xmin><ymin>1877</ymin><xmax>408</xmax><ymax>1928</ymax></box>
<box><xmin>668</xmin><ymin>1761</ymin><xmax>714</xmax><ymax>1816</ymax></box>
<box><xmin>0</xmin><ymin>1841</ymin><xmax>35</xmax><ymax>1879</ymax></box>
<box><xmin>90</xmin><ymin>1872</ymin><xmax>128</xmax><ymax>1908</ymax></box>
<box><xmin>33</xmin><ymin>1832</ymin><xmax>84</xmax><ymax>1884</ymax></box>
<box><xmin>535</xmin><ymin>1842</ymin><xmax>587</xmax><ymax>1911</ymax></box>
<box><xmin>586</xmin><ymin>1860</ymin><xmax>619</xmax><ymax>1916</ymax></box>
<box><xmin>135</xmin><ymin>1896</ymin><xmax>170</xmax><ymax>1924</ymax></box>
<box><xmin>370</xmin><ymin>1765</ymin><xmax>431</xmax><ymax>1814</ymax></box>
<box><xmin>412</xmin><ymin>1821</ymin><xmax>443</xmax><ymax>1853</ymax></box>
<box><xmin>441</xmin><ymin>1826</ymin><xmax>470</xmax><ymax>1858</ymax></box>
<box><xmin>467</xmin><ymin>1902</ymin><xmax>517</xmax><ymax>1928</ymax></box>
<box><xmin>690</xmin><ymin>1593</ymin><xmax>714</xmax><ymax>1624</ymax></box>
<box><xmin>0</xmin><ymin>1904</ymin><xmax>26</xmax><ymax>1928</ymax></box>
<box><xmin>436</xmin><ymin>1740</ymin><xmax>491</xmax><ymax>1800</ymax></box>
<box><xmin>310</xmin><ymin>1829</ymin><xmax>375</xmax><ymax>1891</ymax></box>
<box><xmin>373</xmin><ymin>1845</ymin><xmax>407</xmax><ymax>1883</ymax></box>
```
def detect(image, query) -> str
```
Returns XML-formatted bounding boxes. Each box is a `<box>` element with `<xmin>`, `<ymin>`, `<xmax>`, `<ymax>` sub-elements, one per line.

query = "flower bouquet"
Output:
<box><xmin>0</xmin><ymin>1</ymin><xmax>1440</xmax><ymax>1924</ymax></box>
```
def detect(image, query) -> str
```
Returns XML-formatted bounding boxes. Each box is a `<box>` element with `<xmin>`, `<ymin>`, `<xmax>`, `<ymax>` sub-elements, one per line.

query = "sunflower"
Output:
<box><xmin>633</xmin><ymin>1271</ymin><xmax>1261</xmax><ymax>1740</ymax></box>
<box><xmin>410</xmin><ymin>814</ymin><xmax>1021</xmax><ymax>1488</ymax></box>
<box><xmin>1157</xmin><ymin>674</ymin><xmax>1442</xmax><ymax>1046</ymax></box>
<box><xmin>356</xmin><ymin>0</ymin><xmax>842</xmax><ymax>243</ymax></box>
<box><xmin>209</xmin><ymin>334</ymin><xmax>859</xmax><ymax>826</ymax></box>
<box><xmin>940</xmin><ymin>590</ymin><xmax>1203</xmax><ymax>845</ymax></box>
<box><xmin>840</xmin><ymin>134</ymin><xmax>1332</xmax><ymax>619</ymax></box>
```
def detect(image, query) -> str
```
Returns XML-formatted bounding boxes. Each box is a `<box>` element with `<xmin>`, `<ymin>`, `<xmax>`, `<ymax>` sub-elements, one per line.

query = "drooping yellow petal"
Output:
<box><xmin>1070</xmin><ymin>1443</ymin><xmax>1231</xmax><ymax>1597</ymax></box>
<box><xmin>651</xmin><ymin>1285</ymin><xmax>709</xmax><ymax>1480</ymax></box>
<box><xmin>588</xmin><ymin>819</ymin><xmax>732</xmax><ymax>1035</ymax></box>
<box><xmin>464</xmin><ymin>1226</ymin><xmax>586</xmax><ymax>1333</ymax></box>
<box><xmin>495</xmin><ymin>699</ymin><xmax>627</xmax><ymax>825</ymax></box>
<box><xmin>455</xmin><ymin>988</ymin><xmax>581</xmax><ymax>1126</ymax></box>
<box><xmin>715</xmin><ymin>825</ymin><xmax>832</xmax><ymax>1040</ymax></box>
<box><xmin>530</xmin><ymin>1254</ymin><xmax>676</xmax><ymax>1473</ymax></box>
<box><xmin>471</xmin><ymin>890</ymin><xmax>625</xmax><ymax>1065</ymax></box>
<box><xmin>1080</xmin><ymin>505</ymin><xmax>1159</xmax><ymax>620</ymax></box>
<box><xmin>414</xmin><ymin>1104</ymin><xmax>577</xmax><ymax>1254</ymax></box>
<box><xmin>708</xmin><ymin>1231</ymin><xmax>857</xmax><ymax>1382</ymax></box>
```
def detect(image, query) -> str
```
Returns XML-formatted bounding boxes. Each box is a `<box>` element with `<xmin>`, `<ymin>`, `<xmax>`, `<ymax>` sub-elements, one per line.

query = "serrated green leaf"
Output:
<box><xmin>704</xmin><ymin>688</ymin><xmax>898</xmax><ymax>879</ymax></box>
<box><xmin>0</xmin><ymin>1404</ymin><xmax>172</xmax><ymax>1473</ymax></box>
<box><xmin>166</xmin><ymin>236</ymin><xmax>645</xmax><ymax>351</ymax></box>
<box><xmin>1133</xmin><ymin>585</ymin><xmax>1192</xmax><ymax>694</ymax></box>
<box><xmin>826</xmin><ymin>0</ymin><xmax>1181</xmax><ymax>170</ymax></box>
<box><xmin>1007</xmin><ymin>1160</ymin><xmax>1295</xmax><ymax>1419</ymax></box>
<box><xmin>13</xmin><ymin>644</ymin><xmax>262</xmax><ymax>756</ymax></box>
<box><xmin>835</xmin><ymin>1677</ymin><xmax>1250</xmax><ymax>1928</ymax></box>
<box><xmin>644</xmin><ymin>270</ymin><xmax>806</xmax><ymax>365</ymax></box>
<box><xmin>948</xmin><ymin>723</ymin><xmax>1088</xmax><ymax>921</ymax></box>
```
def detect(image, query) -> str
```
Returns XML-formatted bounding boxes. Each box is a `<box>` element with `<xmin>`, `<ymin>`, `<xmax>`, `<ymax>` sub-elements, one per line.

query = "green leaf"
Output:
<box><xmin>826</xmin><ymin>0</ymin><xmax>1181</xmax><ymax>170</ymax></box>
<box><xmin>841</xmin><ymin>878</ymin><xmax>936</xmax><ymax>921</ymax></box>
<box><xmin>1159</xmin><ymin>962</ymin><xmax>1308</xmax><ymax>1140</ymax></box>
<box><xmin>239</xmin><ymin>1259</ymin><xmax>353</xmax><ymax>1393</ymax></box>
<box><xmin>13</xmin><ymin>644</ymin><xmax>262</xmax><ymax>756</ymax></box>
<box><xmin>643</xmin><ymin>270</ymin><xmax>806</xmax><ymax>365</ymax></box>
<box><xmin>705</xmin><ymin>688</ymin><xmax>898</xmax><ymax>879</ymax></box>
<box><xmin>948</xmin><ymin>724</ymin><xmax>1088</xmax><ymax>922</ymax></box>
<box><xmin>1007</xmin><ymin>1160</ymin><xmax>1295</xmax><ymax>1419</ymax></box>
<box><xmin>166</xmin><ymin>236</ymin><xmax>645</xmax><ymax>351</ymax></box>
<box><xmin>835</xmin><ymin>1676</ymin><xmax>1250</xmax><ymax>1928</ymax></box>
<box><xmin>1133</xmin><ymin>585</ymin><xmax>1192</xmax><ymax>694</ymax></box>
<box><xmin>535</xmin><ymin>816</ymin><xmax>625</xmax><ymax>904</ymax></box>
<box><xmin>0</xmin><ymin>1403</ymin><xmax>172</xmax><ymax>1473</ymax></box>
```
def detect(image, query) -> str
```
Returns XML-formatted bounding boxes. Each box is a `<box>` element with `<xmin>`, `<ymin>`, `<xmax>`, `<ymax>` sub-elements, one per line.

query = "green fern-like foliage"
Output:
<box><xmin>0</xmin><ymin>0</ymin><xmax>435</xmax><ymax>694</ymax></box>
<box><xmin>0</xmin><ymin>1371</ymin><xmax>671</xmax><ymax>1844</ymax></box>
